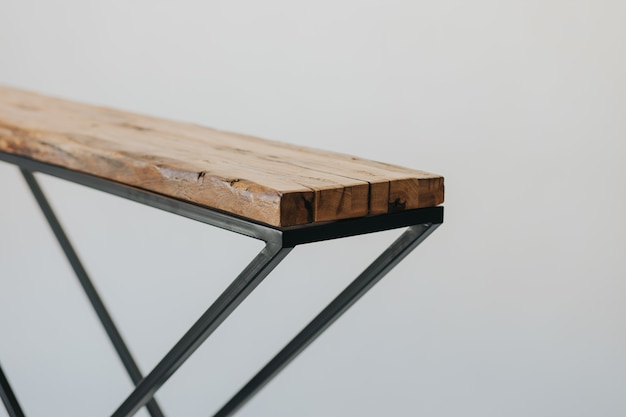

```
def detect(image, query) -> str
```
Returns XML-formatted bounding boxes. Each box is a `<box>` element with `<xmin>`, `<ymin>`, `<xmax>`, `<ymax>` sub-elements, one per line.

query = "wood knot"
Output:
<box><xmin>388</xmin><ymin>198</ymin><xmax>406</xmax><ymax>212</ymax></box>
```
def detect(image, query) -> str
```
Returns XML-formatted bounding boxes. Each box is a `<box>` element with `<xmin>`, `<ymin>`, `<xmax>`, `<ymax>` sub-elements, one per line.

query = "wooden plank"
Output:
<box><xmin>0</xmin><ymin>86</ymin><xmax>444</xmax><ymax>226</ymax></box>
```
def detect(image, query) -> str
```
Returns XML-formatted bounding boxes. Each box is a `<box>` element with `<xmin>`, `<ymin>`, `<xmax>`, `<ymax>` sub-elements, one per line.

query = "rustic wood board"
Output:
<box><xmin>0</xmin><ymin>85</ymin><xmax>444</xmax><ymax>226</ymax></box>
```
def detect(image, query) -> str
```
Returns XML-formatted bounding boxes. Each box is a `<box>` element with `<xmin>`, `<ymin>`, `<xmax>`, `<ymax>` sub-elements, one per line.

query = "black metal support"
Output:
<box><xmin>110</xmin><ymin>243</ymin><xmax>293</xmax><ymax>417</ymax></box>
<box><xmin>0</xmin><ymin>363</ymin><xmax>26</xmax><ymax>417</ymax></box>
<box><xmin>20</xmin><ymin>170</ymin><xmax>166</xmax><ymax>417</ymax></box>
<box><xmin>0</xmin><ymin>153</ymin><xmax>444</xmax><ymax>417</ymax></box>
<box><xmin>212</xmin><ymin>223</ymin><xmax>439</xmax><ymax>417</ymax></box>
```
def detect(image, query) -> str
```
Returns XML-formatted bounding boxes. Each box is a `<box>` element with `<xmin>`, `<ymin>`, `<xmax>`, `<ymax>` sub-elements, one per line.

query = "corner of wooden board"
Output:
<box><xmin>388</xmin><ymin>175</ymin><xmax>444</xmax><ymax>212</ymax></box>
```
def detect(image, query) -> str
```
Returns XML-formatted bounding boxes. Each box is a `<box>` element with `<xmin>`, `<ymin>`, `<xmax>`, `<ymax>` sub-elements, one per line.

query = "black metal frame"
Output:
<box><xmin>0</xmin><ymin>151</ymin><xmax>443</xmax><ymax>417</ymax></box>
<box><xmin>0</xmin><ymin>364</ymin><xmax>25</xmax><ymax>417</ymax></box>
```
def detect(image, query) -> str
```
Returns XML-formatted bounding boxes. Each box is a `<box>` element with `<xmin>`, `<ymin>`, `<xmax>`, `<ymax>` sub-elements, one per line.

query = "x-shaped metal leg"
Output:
<box><xmin>110</xmin><ymin>225</ymin><xmax>437</xmax><ymax>417</ymax></box>
<box><xmin>1</xmin><ymin>167</ymin><xmax>440</xmax><ymax>417</ymax></box>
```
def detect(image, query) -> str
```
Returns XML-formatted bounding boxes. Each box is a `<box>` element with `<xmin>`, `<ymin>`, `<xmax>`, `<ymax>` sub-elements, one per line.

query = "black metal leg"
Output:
<box><xmin>2</xmin><ymin>159</ymin><xmax>442</xmax><ymax>417</ymax></box>
<box><xmin>111</xmin><ymin>243</ymin><xmax>293</xmax><ymax>417</ymax></box>
<box><xmin>20</xmin><ymin>170</ymin><xmax>166</xmax><ymax>417</ymax></box>
<box><xmin>0</xmin><ymin>363</ymin><xmax>26</xmax><ymax>417</ymax></box>
<box><xmin>212</xmin><ymin>223</ymin><xmax>439</xmax><ymax>417</ymax></box>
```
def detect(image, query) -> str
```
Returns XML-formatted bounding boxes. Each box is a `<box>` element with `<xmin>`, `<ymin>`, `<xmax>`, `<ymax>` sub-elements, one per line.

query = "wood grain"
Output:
<box><xmin>0</xmin><ymin>86</ymin><xmax>444</xmax><ymax>226</ymax></box>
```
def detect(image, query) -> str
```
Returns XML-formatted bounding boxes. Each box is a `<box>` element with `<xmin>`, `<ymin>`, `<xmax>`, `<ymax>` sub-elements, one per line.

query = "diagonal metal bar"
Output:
<box><xmin>0</xmin><ymin>363</ymin><xmax>26</xmax><ymax>417</ymax></box>
<box><xmin>212</xmin><ymin>223</ymin><xmax>439</xmax><ymax>417</ymax></box>
<box><xmin>111</xmin><ymin>243</ymin><xmax>293</xmax><ymax>417</ymax></box>
<box><xmin>20</xmin><ymin>169</ymin><xmax>166</xmax><ymax>417</ymax></box>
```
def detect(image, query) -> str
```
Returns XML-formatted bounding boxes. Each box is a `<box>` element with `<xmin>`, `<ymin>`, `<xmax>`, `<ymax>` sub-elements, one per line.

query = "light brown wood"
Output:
<box><xmin>0</xmin><ymin>85</ymin><xmax>444</xmax><ymax>226</ymax></box>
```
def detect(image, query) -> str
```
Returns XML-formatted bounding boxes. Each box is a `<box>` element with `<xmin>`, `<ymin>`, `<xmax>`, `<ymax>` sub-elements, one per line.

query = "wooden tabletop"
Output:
<box><xmin>0</xmin><ymin>86</ymin><xmax>443</xmax><ymax>227</ymax></box>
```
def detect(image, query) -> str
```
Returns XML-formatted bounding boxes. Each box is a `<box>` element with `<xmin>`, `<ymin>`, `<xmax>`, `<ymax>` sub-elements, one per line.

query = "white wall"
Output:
<box><xmin>1</xmin><ymin>1</ymin><xmax>625</xmax><ymax>416</ymax></box>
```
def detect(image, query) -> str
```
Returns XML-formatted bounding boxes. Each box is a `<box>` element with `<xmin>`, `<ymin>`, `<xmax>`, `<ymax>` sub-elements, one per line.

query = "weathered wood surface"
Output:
<box><xmin>0</xmin><ymin>86</ymin><xmax>444</xmax><ymax>226</ymax></box>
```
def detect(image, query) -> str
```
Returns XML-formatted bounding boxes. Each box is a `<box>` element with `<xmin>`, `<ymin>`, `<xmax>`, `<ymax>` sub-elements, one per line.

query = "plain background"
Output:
<box><xmin>1</xmin><ymin>1</ymin><xmax>625</xmax><ymax>416</ymax></box>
